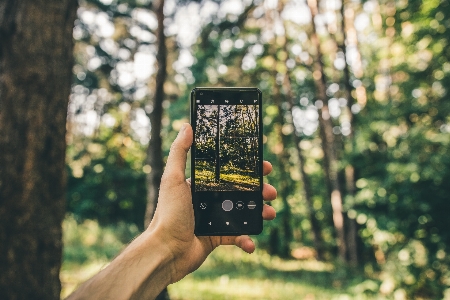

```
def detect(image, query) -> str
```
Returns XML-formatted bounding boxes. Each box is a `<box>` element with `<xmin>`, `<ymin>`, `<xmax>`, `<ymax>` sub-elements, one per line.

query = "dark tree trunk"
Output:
<box><xmin>307</xmin><ymin>0</ymin><xmax>347</xmax><ymax>262</ymax></box>
<box><xmin>145</xmin><ymin>0</ymin><xmax>167</xmax><ymax>227</ymax></box>
<box><xmin>339</xmin><ymin>0</ymin><xmax>359</xmax><ymax>266</ymax></box>
<box><xmin>215</xmin><ymin>105</ymin><xmax>220</xmax><ymax>182</ymax></box>
<box><xmin>0</xmin><ymin>0</ymin><xmax>78</xmax><ymax>299</ymax></box>
<box><xmin>143</xmin><ymin>0</ymin><xmax>170</xmax><ymax>299</ymax></box>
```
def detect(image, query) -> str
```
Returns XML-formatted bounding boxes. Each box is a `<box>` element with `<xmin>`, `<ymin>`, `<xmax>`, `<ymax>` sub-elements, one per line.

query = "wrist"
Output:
<box><xmin>68</xmin><ymin>229</ymin><xmax>175</xmax><ymax>300</ymax></box>
<box><xmin>125</xmin><ymin>229</ymin><xmax>175</xmax><ymax>293</ymax></box>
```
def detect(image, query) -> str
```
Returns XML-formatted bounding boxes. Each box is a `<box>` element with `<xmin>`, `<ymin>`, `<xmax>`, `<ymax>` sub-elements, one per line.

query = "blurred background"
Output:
<box><xmin>61</xmin><ymin>0</ymin><xmax>450</xmax><ymax>299</ymax></box>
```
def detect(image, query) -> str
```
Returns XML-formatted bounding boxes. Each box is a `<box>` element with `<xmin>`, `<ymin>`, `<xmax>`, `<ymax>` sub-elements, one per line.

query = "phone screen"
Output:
<box><xmin>191</xmin><ymin>87</ymin><xmax>263</xmax><ymax>236</ymax></box>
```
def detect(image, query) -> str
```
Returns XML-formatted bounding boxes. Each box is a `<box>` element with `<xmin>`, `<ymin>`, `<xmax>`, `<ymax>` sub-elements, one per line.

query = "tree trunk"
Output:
<box><xmin>215</xmin><ymin>105</ymin><xmax>220</xmax><ymax>182</ymax></box>
<box><xmin>307</xmin><ymin>0</ymin><xmax>347</xmax><ymax>262</ymax></box>
<box><xmin>265</xmin><ymin>2</ymin><xmax>293</xmax><ymax>258</ymax></box>
<box><xmin>275</xmin><ymin>7</ymin><xmax>326</xmax><ymax>259</ymax></box>
<box><xmin>282</xmin><ymin>61</ymin><xmax>325</xmax><ymax>261</ymax></box>
<box><xmin>339</xmin><ymin>0</ymin><xmax>359</xmax><ymax>267</ymax></box>
<box><xmin>0</xmin><ymin>0</ymin><xmax>78</xmax><ymax>299</ymax></box>
<box><xmin>143</xmin><ymin>0</ymin><xmax>170</xmax><ymax>298</ymax></box>
<box><xmin>144</xmin><ymin>0</ymin><xmax>167</xmax><ymax>227</ymax></box>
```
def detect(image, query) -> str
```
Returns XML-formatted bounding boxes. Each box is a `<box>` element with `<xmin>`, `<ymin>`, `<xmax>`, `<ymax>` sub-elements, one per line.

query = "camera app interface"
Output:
<box><xmin>194</xmin><ymin>94</ymin><xmax>260</xmax><ymax>192</ymax></box>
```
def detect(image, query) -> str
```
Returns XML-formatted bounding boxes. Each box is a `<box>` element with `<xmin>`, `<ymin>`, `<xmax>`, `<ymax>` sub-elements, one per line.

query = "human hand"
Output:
<box><xmin>66</xmin><ymin>123</ymin><xmax>276</xmax><ymax>300</ymax></box>
<box><xmin>147</xmin><ymin>123</ymin><xmax>277</xmax><ymax>283</ymax></box>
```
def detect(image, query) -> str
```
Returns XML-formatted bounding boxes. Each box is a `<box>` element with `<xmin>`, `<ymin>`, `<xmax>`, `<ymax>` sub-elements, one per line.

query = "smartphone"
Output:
<box><xmin>190</xmin><ymin>87</ymin><xmax>263</xmax><ymax>236</ymax></box>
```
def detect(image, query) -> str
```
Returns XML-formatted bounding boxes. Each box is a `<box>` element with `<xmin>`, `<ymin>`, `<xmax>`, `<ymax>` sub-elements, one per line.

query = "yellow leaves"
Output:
<box><xmin>142</xmin><ymin>165</ymin><xmax>151</xmax><ymax>174</ymax></box>
<box><xmin>281</xmin><ymin>124</ymin><xmax>294</xmax><ymax>135</ymax></box>
<box><xmin>434</xmin><ymin>70</ymin><xmax>444</xmax><ymax>80</ymax></box>
<box><xmin>377</xmin><ymin>188</ymin><xmax>387</xmax><ymax>197</ymax></box>
<box><xmin>276</xmin><ymin>62</ymin><xmax>287</xmax><ymax>74</ymax></box>
<box><xmin>72</xmin><ymin>163</ymin><xmax>84</xmax><ymax>178</ymax></box>
<box><xmin>289</xmin><ymin>167</ymin><xmax>301</xmax><ymax>181</ymax></box>
<box><xmin>122</xmin><ymin>136</ymin><xmax>132</xmax><ymax>147</ymax></box>
<box><xmin>299</xmin><ymin>140</ymin><xmax>312</xmax><ymax>150</ymax></box>
<box><xmin>410</xmin><ymin>172</ymin><xmax>420</xmax><ymax>183</ymax></box>
<box><xmin>390</xmin><ymin>43</ymin><xmax>405</xmax><ymax>65</ymax></box>
<box><xmin>356</xmin><ymin>86</ymin><xmax>367</xmax><ymax>106</ymax></box>
<box><xmin>407</xmin><ymin>48</ymin><xmax>433</xmax><ymax>71</ymax></box>
<box><xmin>432</xmin><ymin>41</ymin><xmax>443</xmax><ymax>54</ymax></box>
<box><xmin>265</xmin><ymin>105</ymin><xmax>278</xmax><ymax>116</ymax></box>
<box><xmin>93</xmin><ymin>164</ymin><xmax>104</xmax><ymax>173</ymax></box>
<box><xmin>382</xmin><ymin>125</ymin><xmax>407</xmax><ymax>147</ymax></box>
<box><xmin>373</xmin><ymin>90</ymin><xmax>386</xmax><ymax>102</ymax></box>
<box><xmin>87</xmin><ymin>143</ymin><xmax>103</xmax><ymax>154</ymax></box>
<box><xmin>313</xmin><ymin>70</ymin><xmax>322</xmax><ymax>80</ymax></box>
<box><xmin>356</xmin><ymin>178</ymin><xmax>368</xmax><ymax>189</ymax></box>
<box><xmin>304</xmin><ymin>160</ymin><xmax>321</xmax><ymax>174</ymax></box>
<box><xmin>262</xmin><ymin>56</ymin><xmax>275</xmax><ymax>69</ymax></box>
<box><xmin>417</xmin><ymin>36</ymin><xmax>432</xmax><ymax>50</ymax></box>
<box><xmin>386</xmin><ymin>17</ymin><xmax>395</xmax><ymax>27</ymax></box>
<box><xmin>421</xmin><ymin>0</ymin><xmax>440</xmax><ymax>14</ymax></box>
<box><xmin>271</xmin><ymin>142</ymin><xmax>284</xmax><ymax>155</ymax></box>
<box><xmin>401</xmin><ymin>21</ymin><xmax>414</xmax><ymax>38</ymax></box>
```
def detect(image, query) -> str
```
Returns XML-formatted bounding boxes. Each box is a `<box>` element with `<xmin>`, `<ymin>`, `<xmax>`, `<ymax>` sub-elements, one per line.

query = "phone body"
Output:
<box><xmin>190</xmin><ymin>87</ymin><xmax>263</xmax><ymax>236</ymax></box>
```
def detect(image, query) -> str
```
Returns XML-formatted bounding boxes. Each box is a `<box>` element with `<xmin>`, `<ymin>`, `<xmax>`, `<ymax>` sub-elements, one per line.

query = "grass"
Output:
<box><xmin>61</xmin><ymin>217</ymin><xmax>385</xmax><ymax>300</ymax></box>
<box><xmin>195</xmin><ymin>161</ymin><xmax>259</xmax><ymax>191</ymax></box>
<box><xmin>61</xmin><ymin>216</ymin><xmax>140</xmax><ymax>298</ymax></box>
<box><xmin>168</xmin><ymin>247</ymin><xmax>385</xmax><ymax>300</ymax></box>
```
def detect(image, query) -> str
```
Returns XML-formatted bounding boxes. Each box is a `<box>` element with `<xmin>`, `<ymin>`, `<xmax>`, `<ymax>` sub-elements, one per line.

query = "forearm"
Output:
<box><xmin>67</xmin><ymin>230</ymin><xmax>174</xmax><ymax>300</ymax></box>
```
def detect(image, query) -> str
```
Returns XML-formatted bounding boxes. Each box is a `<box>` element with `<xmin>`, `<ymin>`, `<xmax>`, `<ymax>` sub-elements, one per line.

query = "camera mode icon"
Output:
<box><xmin>247</xmin><ymin>201</ymin><xmax>256</xmax><ymax>210</ymax></box>
<box><xmin>236</xmin><ymin>201</ymin><xmax>244</xmax><ymax>210</ymax></box>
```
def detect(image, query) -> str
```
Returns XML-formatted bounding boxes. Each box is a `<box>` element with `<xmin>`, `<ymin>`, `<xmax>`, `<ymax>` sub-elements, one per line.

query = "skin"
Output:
<box><xmin>67</xmin><ymin>123</ymin><xmax>277</xmax><ymax>300</ymax></box>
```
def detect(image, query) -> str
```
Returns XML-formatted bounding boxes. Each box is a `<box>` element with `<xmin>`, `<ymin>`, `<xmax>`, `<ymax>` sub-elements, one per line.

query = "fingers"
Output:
<box><xmin>262</xmin><ymin>204</ymin><xmax>276</xmax><ymax>220</ymax></box>
<box><xmin>234</xmin><ymin>235</ymin><xmax>256</xmax><ymax>253</ymax></box>
<box><xmin>262</xmin><ymin>161</ymin><xmax>272</xmax><ymax>176</ymax></box>
<box><xmin>218</xmin><ymin>236</ymin><xmax>256</xmax><ymax>254</ymax></box>
<box><xmin>262</xmin><ymin>183</ymin><xmax>277</xmax><ymax>201</ymax></box>
<box><xmin>162</xmin><ymin>124</ymin><xmax>193</xmax><ymax>184</ymax></box>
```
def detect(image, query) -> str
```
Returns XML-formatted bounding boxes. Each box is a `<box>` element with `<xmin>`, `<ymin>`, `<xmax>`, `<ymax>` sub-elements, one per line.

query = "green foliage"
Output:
<box><xmin>66</xmin><ymin>0</ymin><xmax>450</xmax><ymax>298</ymax></box>
<box><xmin>66</xmin><ymin>111</ymin><xmax>147</xmax><ymax>228</ymax></box>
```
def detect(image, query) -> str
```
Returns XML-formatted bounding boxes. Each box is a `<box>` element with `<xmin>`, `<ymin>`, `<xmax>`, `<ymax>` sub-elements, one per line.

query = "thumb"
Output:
<box><xmin>161</xmin><ymin>123</ymin><xmax>193</xmax><ymax>185</ymax></box>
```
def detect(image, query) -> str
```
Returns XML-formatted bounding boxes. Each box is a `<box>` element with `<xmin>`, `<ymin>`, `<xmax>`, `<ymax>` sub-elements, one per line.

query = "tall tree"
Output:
<box><xmin>307</xmin><ymin>0</ymin><xmax>347</xmax><ymax>262</ymax></box>
<box><xmin>278</xmin><ymin>17</ymin><xmax>325</xmax><ymax>259</ymax></box>
<box><xmin>0</xmin><ymin>0</ymin><xmax>78</xmax><ymax>298</ymax></box>
<box><xmin>143</xmin><ymin>0</ymin><xmax>170</xmax><ymax>299</ymax></box>
<box><xmin>144</xmin><ymin>0</ymin><xmax>167</xmax><ymax>227</ymax></box>
<box><xmin>338</xmin><ymin>0</ymin><xmax>360</xmax><ymax>266</ymax></box>
<box><xmin>264</xmin><ymin>1</ymin><xmax>294</xmax><ymax>258</ymax></box>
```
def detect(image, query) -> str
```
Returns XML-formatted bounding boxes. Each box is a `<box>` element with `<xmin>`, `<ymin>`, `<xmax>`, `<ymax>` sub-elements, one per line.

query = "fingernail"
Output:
<box><xmin>178</xmin><ymin>123</ymin><xmax>187</xmax><ymax>136</ymax></box>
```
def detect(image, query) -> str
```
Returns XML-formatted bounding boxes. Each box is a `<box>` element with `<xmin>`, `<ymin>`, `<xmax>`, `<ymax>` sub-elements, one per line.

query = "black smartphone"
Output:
<box><xmin>190</xmin><ymin>87</ymin><xmax>263</xmax><ymax>236</ymax></box>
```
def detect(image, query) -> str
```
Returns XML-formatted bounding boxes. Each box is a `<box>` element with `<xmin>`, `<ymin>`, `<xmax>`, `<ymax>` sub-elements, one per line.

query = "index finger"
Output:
<box><xmin>263</xmin><ymin>161</ymin><xmax>272</xmax><ymax>176</ymax></box>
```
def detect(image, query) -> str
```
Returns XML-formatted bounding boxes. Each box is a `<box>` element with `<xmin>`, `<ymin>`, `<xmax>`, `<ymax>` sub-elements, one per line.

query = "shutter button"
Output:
<box><xmin>222</xmin><ymin>200</ymin><xmax>233</xmax><ymax>211</ymax></box>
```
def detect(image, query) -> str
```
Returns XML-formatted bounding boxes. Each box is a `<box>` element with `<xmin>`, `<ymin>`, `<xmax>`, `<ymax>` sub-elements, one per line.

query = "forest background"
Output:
<box><xmin>1</xmin><ymin>0</ymin><xmax>449</xmax><ymax>299</ymax></box>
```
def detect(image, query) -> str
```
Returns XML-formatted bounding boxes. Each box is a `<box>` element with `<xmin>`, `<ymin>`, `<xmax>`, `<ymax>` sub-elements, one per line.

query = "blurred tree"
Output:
<box><xmin>337</xmin><ymin>0</ymin><xmax>361</xmax><ymax>267</ymax></box>
<box><xmin>0</xmin><ymin>0</ymin><xmax>78</xmax><ymax>298</ymax></box>
<box><xmin>351</xmin><ymin>0</ymin><xmax>450</xmax><ymax>297</ymax></box>
<box><xmin>144</xmin><ymin>0</ymin><xmax>166</xmax><ymax>228</ymax></box>
<box><xmin>307</xmin><ymin>0</ymin><xmax>347</xmax><ymax>262</ymax></box>
<box><xmin>279</xmin><ymin>0</ymin><xmax>324</xmax><ymax>259</ymax></box>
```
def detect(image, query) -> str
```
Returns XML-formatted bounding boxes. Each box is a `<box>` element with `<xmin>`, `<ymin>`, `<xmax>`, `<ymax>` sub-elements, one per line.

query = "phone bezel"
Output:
<box><xmin>190</xmin><ymin>87</ymin><xmax>263</xmax><ymax>236</ymax></box>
